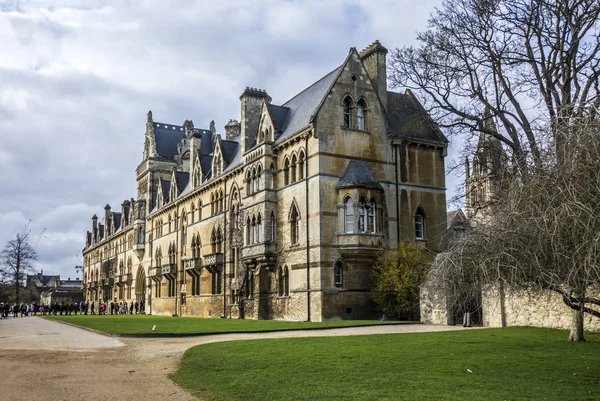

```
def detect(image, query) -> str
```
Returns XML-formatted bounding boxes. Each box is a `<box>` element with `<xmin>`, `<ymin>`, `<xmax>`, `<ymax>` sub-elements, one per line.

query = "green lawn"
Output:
<box><xmin>44</xmin><ymin>315</ymin><xmax>404</xmax><ymax>335</ymax></box>
<box><xmin>170</xmin><ymin>327</ymin><xmax>600</xmax><ymax>401</ymax></box>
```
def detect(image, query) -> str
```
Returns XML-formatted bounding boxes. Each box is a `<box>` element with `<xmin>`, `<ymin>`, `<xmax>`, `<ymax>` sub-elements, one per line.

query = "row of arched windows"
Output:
<box><xmin>283</xmin><ymin>150</ymin><xmax>305</xmax><ymax>186</ymax></box>
<box><xmin>190</xmin><ymin>233</ymin><xmax>202</xmax><ymax>259</ymax></box>
<box><xmin>343</xmin><ymin>97</ymin><xmax>367</xmax><ymax>130</ymax></box>
<box><xmin>246</xmin><ymin>164</ymin><xmax>263</xmax><ymax>195</ymax></box>
<box><xmin>210</xmin><ymin>226</ymin><xmax>223</xmax><ymax>254</ymax></box>
<box><xmin>211</xmin><ymin>190</ymin><xmax>224</xmax><ymax>216</ymax></box>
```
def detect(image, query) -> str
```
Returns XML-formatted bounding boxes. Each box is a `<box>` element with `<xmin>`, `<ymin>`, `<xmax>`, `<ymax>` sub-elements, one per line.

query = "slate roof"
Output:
<box><xmin>387</xmin><ymin>91</ymin><xmax>448</xmax><ymax>144</ymax></box>
<box><xmin>161</xmin><ymin>180</ymin><xmax>171</xmax><ymax>203</ymax></box>
<box><xmin>113</xmin><ymin>212</ymin><xmax>122</xmax><ymax>231</ymax></box>
<box><xmin>153</xmin><ymin>122</ymin><xmax>211</xmax><ymax>159</ymax></box>
<box><xmin>29</xmin><ymin>273</ymin><xmax>60</xmax><ymax>286</ymax></box>
<box><xmin>175</xmin><ymin>172</ymin><xmax>189</xmax><ymax>193</ymax></box>
<box><xmin>86</xmin><ymin>232</ymin><xmax>91</xmax><ymax>245</ymax></box>
<box><xmin>221</xmin><ymin>140</ymin><xmax>239</xmax><ymax>164</ymax></box>
<box><xmin>336</xmin><ymin>160</ymin><xmax>383</xmax><ymax>191</ymax></box>
<box><xmin>276</xmin><ymin>67</ymin><xmax>340</xmax><ymax>142</ymax></box>
<box><xmin>267</xmin><ymin>104</ymin><xmax>290</xmax><ymax>134</ymax></box>
<box><xmin>199</xmin><ymin>155</ymin><xmax>212</xmax><ymax>179</ymax></box>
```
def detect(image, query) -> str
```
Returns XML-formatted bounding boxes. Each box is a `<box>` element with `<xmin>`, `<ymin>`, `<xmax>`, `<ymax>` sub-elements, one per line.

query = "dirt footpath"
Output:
<box><xmin>0</xmin><ymin>317</ymin><xmax>471</xmax><ymax>401</ymax></box>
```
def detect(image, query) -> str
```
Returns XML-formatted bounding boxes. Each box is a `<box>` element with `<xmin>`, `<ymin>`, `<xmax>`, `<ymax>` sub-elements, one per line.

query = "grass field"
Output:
<box><xmin>170</xmin><ymin>327</ymin><xmax>600</xmax><ymax>401</ymax></box>
<box><xmin>44</xmin><ymin>315</ymin><xmax>405</xmax><ymax>335</ymax></box>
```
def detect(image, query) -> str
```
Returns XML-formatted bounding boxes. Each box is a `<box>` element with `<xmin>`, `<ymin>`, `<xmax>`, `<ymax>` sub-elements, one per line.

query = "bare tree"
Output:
<box><xmin>0</xmin><ymin>233</ymin><xmax>38</xmax><ymax>304</ymax></box>
<box><xmin>389</xmin><ymin>0</ymin><xmax>600</xmax><ymax>174</ymax></box>
<box><xmin>432</xmin><ymin>121</ymin><xmax>600</xmax><ymax>341</ymax></box>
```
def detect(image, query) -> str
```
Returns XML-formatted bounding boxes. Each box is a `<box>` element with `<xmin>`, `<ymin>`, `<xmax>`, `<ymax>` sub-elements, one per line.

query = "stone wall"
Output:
<box><xmin>482</xmin><ymin>286</ymin><xmax>600</xmax><ymax>331</ymax></box>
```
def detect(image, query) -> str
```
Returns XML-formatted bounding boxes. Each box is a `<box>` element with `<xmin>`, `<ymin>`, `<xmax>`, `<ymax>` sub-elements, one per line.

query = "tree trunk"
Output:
<box><xmin>462</xmin><ymin>312</ymin><xmax>471</xmax><ymax>327</ymax></box>
<box><xmin>568</xmin><ymin>290</ymin><xmax>586</xmax><ymax>342</ymax></box>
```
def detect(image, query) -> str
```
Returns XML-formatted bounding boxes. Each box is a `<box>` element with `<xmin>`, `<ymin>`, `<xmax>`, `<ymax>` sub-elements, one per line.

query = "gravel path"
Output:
<box><xmin>0</xmin><ymin>317</ymin><xmax>471</xmax><ymax>401</ymax></box>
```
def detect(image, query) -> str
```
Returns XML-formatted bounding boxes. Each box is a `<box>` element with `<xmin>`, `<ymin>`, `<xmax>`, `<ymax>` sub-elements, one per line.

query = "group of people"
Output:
<box><xmin>91</xmin><ymin>300</ymin><xmax>145</xmax><ymax>315</ymax></box>
<box><xmin>0</xmin><ymin>299</ymin><xmax>146</xmax><ymax>319</ymax></box>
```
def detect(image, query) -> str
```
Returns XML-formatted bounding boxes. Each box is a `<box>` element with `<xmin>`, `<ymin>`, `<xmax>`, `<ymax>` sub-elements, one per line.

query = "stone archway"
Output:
<box><xmin>135</xmin><ymin>265</ymin><xmax>146</xmax><ymax>302</ymax></box>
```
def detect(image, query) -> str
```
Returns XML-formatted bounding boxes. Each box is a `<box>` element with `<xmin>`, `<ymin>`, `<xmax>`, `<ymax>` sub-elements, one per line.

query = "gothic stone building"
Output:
<box><xmin>82</xmin><ymin>41</ymin><xmax>448</xmax><ymax>321</ymax></box>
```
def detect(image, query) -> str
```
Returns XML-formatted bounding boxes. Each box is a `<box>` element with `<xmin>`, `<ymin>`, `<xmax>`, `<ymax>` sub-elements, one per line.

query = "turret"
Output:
<box><xmin>240</xmin><ymin>87</ymin><xmax>271</xmax><ymax>153</ymax></box>
<box><xmin>225</xmin><ymin>119</ymin><xmax>241</xmax><ymax>141</ymax></box>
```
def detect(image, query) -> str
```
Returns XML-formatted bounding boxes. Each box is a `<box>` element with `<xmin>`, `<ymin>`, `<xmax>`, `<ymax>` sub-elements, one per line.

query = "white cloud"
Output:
<box><xmin>0</xmin><ymin>0</ymin><xmax>455</xmax><ymax>279</ymax></box>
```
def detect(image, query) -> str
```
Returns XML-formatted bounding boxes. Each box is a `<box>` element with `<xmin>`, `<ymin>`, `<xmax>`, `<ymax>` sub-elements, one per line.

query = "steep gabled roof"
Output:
<box><xmin>113</xmin><ymin>212</ymin><xmax>122</xmax><ymax>232</ymax></box>
<box><xmin>221</xmin><ymin>140</ymin><xmax>239</xmax><ymax>165</ymax></box>
<box><xmin>336</xmin><ymin>160</ymin><xmax>383</xmax><ymax>191</ymax></box>
<box><xmin>387</xmin><ymin>90</ymin><xmax>448</xmax><ymax>144</ymax></box>
<box><xmin>275</xmin><ymin>67</ymin><xmax>341</xmax><ymax>142</ymax></box>
<box><xmin>175</xmin><ymin>171</ymin><xmax>189</xmax><ymax>193</ymax></box>
<box><xmin>160</xmin><ymin>180</ymin><xmax>171</xmax><ymax>203</ymax></box>
<box><xmin>267</xmin><ymin>104</ymin><xmax>290</xmax><ymax>134</ymax></box>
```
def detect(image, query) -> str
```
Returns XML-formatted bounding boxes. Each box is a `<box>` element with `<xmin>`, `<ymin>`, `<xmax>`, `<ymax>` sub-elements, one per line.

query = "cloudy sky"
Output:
<box><xmin>0</xmin><ymin>0</ymin><xmax>460</xmax><ymax>280</ymax></box>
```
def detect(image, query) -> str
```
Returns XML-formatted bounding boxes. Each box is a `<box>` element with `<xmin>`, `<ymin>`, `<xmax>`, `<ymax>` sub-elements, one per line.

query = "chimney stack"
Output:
<box><xmin>359</xmin><ymin>40</ymin><xmax>388</xmax><ymax>110</ymax></box>
<box><xmin>240</xmin><ymin>87</ymin><xmax>271</xmax><ymax>153</ymax></box>
<box><xmin>225</xmin><ymin>119</ymin><xmax>241</xmax><ymax>141</ymax></box>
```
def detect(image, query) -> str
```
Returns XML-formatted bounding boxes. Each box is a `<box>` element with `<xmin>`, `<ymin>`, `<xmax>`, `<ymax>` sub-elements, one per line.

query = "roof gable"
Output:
<box><xmin>336</xmin><ymin>160</ymin><xmax>383</xmax><ymax>191</ymax></box>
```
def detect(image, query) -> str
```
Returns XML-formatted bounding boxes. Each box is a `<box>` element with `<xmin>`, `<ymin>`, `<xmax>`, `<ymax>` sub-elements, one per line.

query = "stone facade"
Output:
<box><xmin>82</xmin><ymin>41</ymin><xmax>448</xmax><ymax>321</ymax></box>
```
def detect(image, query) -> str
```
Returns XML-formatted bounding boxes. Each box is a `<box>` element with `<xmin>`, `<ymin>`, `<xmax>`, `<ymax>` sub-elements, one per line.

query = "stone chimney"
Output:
<box><xmin>240</xmin><ymin>87</ymin><xmax>271</xmax><ymax>153</ymax></box>
<box><xmin>121</xmin><ymin>200</ymin><xmax>130</xmax><ymax>227</ymax></box>
<box><xmin>92</xmin><ymin>214</ymin><xmax>98</xmax><ymax>244</ymax></box>
<box><xmin>104</xmin><ymin>204</ymin><xmax>111</xmax><ymax>240</ymax></box>
<box><xmin>225</xmin><ymin>119</ymin><xmax>241</xmax><ymax>141</ymax></box>
<box><xmin>359</xmin><ymin>40</ymin><xmax>388</xmax><ymax>110</ymax></box>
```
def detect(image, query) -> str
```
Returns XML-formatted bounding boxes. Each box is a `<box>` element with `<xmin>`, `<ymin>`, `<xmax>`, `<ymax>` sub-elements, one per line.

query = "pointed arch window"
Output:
<box><xmin>290</xmin><ymin>204</ymin><xmax>300</xmax><ymax>245</ymax></box>
<box><xmin>251</xmin><ymin>216</ymin><xmax>257</xmax><ymax>244</ymax></box>
<box><xmin>198</xmin><ymin>200</ymin><xmax>203</xmax><ymax>221</ymax></box>
<box><xmin>284</xmin><ymin>157</ymin><xmax>290</xmax><ymax>186</ymax></box>
<box><xmin>343</xmin><ymin>97</ymin><xmax>352</xmax><ymax>128</ymax></box>
<box><xmin>334</xmin><ymin>261</ymin><xmax>343</xmax><ymax>289</ymax></box>
<box><xmin>246</xmin><ymin>217</ymin><xmax>252</xmax><ymax>245</ymax></box>
<box><xmin>269</xmin><ymin>212</ymin><xmax>276</xmax><ymax>242</ymax></box>
<box><xmin>257</xmin><ymin>214</ymin><xmax>262</xmax><ymax>243</ymax></box>
<box><xmin>278</xmin><ymin>266</ymin><xmax>289</xmax><ymax>296</ymax></box>
<box><xmin>267</xmin><ymin>163</ymin><xmax>275</xmax><ymax>189</ymax></box>
<box><xmin>356</xmin><ymin>100</ymin><xmax>366</xmax><ymax>130</ymax></box>
<box><xmin>291</xmin><ymin>154</ymin><xmax>297</xmax><ymax>184</ymax></box>
<box><xmin>298</xmin><ymin>151</ymin><xmax>305</xmax><ymax>180</ymax></box>
<box><xmin>415</xmin><ymin>207</ymin><xmax>426</xmax><ymax>240</ymax></box>
<box><xmin>344</xmin><ymin>197</ymin><xmax>354</xmax><ymax>233</ymax></box>
<box><xmin>191</xmin><ymin>203</ymin><xmax>195</xmax><ymax>224</ymax></box>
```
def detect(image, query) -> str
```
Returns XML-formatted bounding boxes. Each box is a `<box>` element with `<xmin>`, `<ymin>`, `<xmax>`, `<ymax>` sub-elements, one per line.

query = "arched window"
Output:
<box><xmin>198</xmin><ymin>200</ymin><xmax>203</xmax><ymax>221</ymax></box>
<box><xmin>343</xmin><ymin>97</ymin><xmax>352</xmax><ymax>128</ymax></box>
<box><xmin>252</xmin><ymin>167</ymin><xmax>257</xmax><ymax>194</ymax></box>
<box><xmin>358</xmin><ymin>198</ymin><xmax>367</xmax><ymax>233</ymax></box>
<box><xmin>219</xmin><ymin>189</ymin><xmax>224</xmax><ymax>213</ymax></box>
<box><xmin>278</xmin><ymin>266</ymin><xmax>289</xmax><ymax>296</ymax></box>
<box><xmin>246</xmin><ymin>217</ymin><xmax>251</xmax><ymax>245</ymax></box>
<box><xmin>269</xmin><ymin>212</ymin><xmax>275</xmax><ymax>242</ymax></box>
<box><xmin>210</xmin><ymin>193</ymin><xmax>215</xmax><ymax>215</ymax></box>
<box><xmin>251</xmin><ymin>216</ymin><xmax>256</xmax><ymax>244</ymax></box>
<box><xmin>211</xmin><ymin>228</ymin><xmax>217</xmax><ymax>253</ymax></box>
<box><xmin>246</xmin><ymin>170</ymin><xmax>252</xmax><ymax>195</ymax></box>
<box><xmin>216</xmin><ymin>227</ymin><xmax>223</xmax><ymax>253</ymax></box>
<box><xmin>191</xmin><ymin>203</ymin><xmax>195</xmax><ymax>224</ymax></box>
<box><xmin>257</xmin><ymin>165</ymin><xmax>262</xmax><ymax>191</ymax></box>
<box><xmin>368</xmin><ymin>199</ymin><xmax>376</xmax><ymax>233</ymax></box>
<box><xmin>291</xmin><ymin>154</ymin><xmax>297</xmax><ymax>183</ymax></box>
<box><xmin>344</xmin><ymin>197</ymin><xmax>354</xmax><ymax>233</ymax></box>
<box><xmin>415</xmin><ymin>207</ymin><xmax>425</xmax><ymax>240</ymax></box>
<box><xmin>284</xmin><ymin>157</ymin><xmax>290</xmax><ymax>186</ymax></box>
<box><xmin>356</xmin><ymin>100</ymin><xmax>366</xmax><ymax>130</ymax></box>
<box><xmin>155</xmin><ymin>247</ymin><xmax>162</xmax><ymax>268</ymax></box>
<box><xmin>290</xmin><ymin>204</ymin><xmax>299</xmax><ymax>245</ymax></box>
<box><xmin>267</xmin><ymin>163</ymin><xmax>275</xmax><ymax>189</ymax></box>
<box><xmin>137</xmin><ymin>226</ymin><xmax>144</xmax><ymax>244</ymax></box>
<box><xmin>257</xmin><ymin>214</ymin><xmax>262</xmax><ymax>243</ymax></box>
<box><xmin>298</xmin><ymin>151</ymin><xmax>305</xmax><ymax>180</ymax></box>
<box><xmin>334</xmin><ymin>261</ymin><xmax>343</xmax><ymax>289</ymax></box>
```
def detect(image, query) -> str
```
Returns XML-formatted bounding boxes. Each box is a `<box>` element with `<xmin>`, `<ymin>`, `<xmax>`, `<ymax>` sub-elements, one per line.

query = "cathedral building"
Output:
<box><xmin>82</xmin><ymin>41</ymin><xmax>448</xmax><ymax>321</ymax></box>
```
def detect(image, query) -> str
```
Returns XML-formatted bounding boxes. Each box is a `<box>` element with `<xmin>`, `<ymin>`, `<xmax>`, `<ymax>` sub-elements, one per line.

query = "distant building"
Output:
<box><xmin>25</xmin><ymin>272</ymin><xmax>83</xmax><ymax>305</ymax></box>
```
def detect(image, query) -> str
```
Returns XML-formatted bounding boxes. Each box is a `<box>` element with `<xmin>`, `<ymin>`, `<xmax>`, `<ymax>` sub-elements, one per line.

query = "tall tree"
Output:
<box><xmin>389</xmin><ymin>0</ymin><xmax>600</xmax><ymax>174</ymax></box>
<box><xmin>431</xmin><ymin>122</ymin><xmax>600</xmax><ymax>341</ymax></box>
<box><xmin>0</xmin><ymin>233</ymin><xmax>38</xmax><ymax>304</ymax></box>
